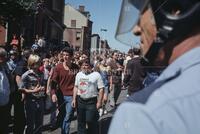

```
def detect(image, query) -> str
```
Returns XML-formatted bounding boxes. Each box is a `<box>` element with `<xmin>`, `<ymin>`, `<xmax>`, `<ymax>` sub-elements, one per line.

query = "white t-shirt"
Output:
<box><xmin>75</xmin><ymin>71</ymin><xmax>104</xmax><ymax>99</ymax></box>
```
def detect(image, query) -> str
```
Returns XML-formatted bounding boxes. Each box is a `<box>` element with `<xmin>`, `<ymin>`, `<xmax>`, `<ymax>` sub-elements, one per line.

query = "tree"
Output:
<box><xmin>0</xmin><ymin>0</ymin><xmax>36</xmax><ymax>27</ymax></box>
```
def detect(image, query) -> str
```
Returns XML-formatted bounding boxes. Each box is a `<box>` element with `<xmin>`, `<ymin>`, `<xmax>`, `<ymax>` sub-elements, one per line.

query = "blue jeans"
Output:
<box><xmin>62</xmin><ymin>96</ymin><xmax>74</xmax><ymax>134</ymax></box>
<box><xmin>77</xmin><ymin>96</ymin><xmax>99</xmax><ymax>134</ymax></box>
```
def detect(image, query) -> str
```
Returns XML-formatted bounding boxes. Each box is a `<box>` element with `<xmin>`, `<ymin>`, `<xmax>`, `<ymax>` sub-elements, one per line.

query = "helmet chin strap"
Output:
<box><xmin>141</xmin><ymin>34</ymin><xmax>165</xmax><ymax>66</ymax></box>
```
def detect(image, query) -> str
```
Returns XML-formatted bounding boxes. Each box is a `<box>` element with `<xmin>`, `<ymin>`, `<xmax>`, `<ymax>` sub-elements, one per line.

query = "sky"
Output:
<box><xmin>65</xmin><ymin>0</ymin><xmax>132</xmax><ymax>52</ymax></box>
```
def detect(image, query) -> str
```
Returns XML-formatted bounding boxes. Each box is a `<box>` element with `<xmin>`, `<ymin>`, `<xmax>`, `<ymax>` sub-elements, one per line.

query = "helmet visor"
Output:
<box><xmin>115</xmin><ymin>0</ymin><xmax>149</xmax><ymax>46</ymax></box>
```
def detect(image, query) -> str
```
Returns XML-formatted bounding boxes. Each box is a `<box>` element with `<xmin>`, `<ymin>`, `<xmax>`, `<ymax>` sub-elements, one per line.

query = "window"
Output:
<box><xmin>76</xmin><ymin>32</ymin><xmax>81</xmax><ymax>40</ymax></box>
<box><xmin>75</xmin><ymin>47</ymin><xmax>79</xmax><ymax>51</ymax></box>
<box><xmin>71</xmin><ymin>20</ymin><xmax>76</xmax><ymax>27</ymax></box>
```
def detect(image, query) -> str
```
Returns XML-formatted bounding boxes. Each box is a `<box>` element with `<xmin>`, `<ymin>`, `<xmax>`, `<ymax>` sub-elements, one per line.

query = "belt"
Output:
<box><xmin>78</xmin><ymin>96</ymin><xmax>97</xmax><ymax>102</ymax></box>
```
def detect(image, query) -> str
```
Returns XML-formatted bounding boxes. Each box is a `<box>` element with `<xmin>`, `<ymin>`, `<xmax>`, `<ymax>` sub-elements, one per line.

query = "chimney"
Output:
<box><xmin>79</xmin><ymin>5</ymin><xmax>85</xmax><ymax>12</ymax></box>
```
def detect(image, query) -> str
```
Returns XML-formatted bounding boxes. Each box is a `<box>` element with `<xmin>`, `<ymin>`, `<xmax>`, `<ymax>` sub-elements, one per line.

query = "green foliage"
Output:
<box><xmin>0</xmin><ymin>0</ymin><xmax>36</xmax><ymax>27</ymax></box>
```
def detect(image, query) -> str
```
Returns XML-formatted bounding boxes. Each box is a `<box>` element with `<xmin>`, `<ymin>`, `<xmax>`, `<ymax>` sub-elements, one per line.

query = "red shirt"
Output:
<box><xmin>51</xmin><ymin>63</ymin><xmax>79</xmax><ymax>96</ymax></box>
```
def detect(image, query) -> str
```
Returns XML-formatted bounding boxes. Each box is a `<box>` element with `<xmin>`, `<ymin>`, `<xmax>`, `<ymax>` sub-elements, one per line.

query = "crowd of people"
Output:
<box><xmin>1</xmin><ymin>0</ymin><xmax>199</xmax><ymax>134</ymax></box>
<box><xmin>0</xmin><ymin>37</ymin><xmax>153</xmax><ymax>134</ymax></box>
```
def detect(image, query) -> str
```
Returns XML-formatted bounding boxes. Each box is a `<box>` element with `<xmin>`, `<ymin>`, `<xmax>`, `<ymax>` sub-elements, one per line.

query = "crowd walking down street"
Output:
<box><xmin>1</xmin><ymin>0</ymin><xmax>200</xmax><ymax>134</ymax></box>
<box><xmin>1</xmin><ymin>42</ymin><xmax>146</xmax><ymax>134</ymax></box>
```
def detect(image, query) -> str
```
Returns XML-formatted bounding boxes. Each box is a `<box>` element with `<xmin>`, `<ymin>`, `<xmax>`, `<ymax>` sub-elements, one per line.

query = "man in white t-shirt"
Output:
<box><xmin>72</xmin><ymin>59</ymin><xmax>104</xmax><ymax>134</ymax></box>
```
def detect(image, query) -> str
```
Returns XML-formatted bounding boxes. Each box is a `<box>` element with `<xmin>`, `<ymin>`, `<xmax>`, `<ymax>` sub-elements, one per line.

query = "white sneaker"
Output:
<box><xmin>99</xmin><ymin>108</ymin><xmax>103</xmax><ymax>117</ymax></box>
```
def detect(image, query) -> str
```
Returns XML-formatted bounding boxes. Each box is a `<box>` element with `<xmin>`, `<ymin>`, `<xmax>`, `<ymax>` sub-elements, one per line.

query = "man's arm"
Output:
<box><xmin>51</xmin><ymin>80</ymin><xmax>58</xmax><ymax>102</ymax></box>
<box><xmin>97</xmin><ymin>73</ymin><xmax>105</xmax><ymax>109</ymax></box>
<box><xmin>16</xmin><ymin>75</ymin><xmax>22</xmax><ymax>88</ymax></box>
<box><xmin>46</xmin><ymin>68</ymin><xmax>54</xmax><ymax>94</ymax></box>
<box><xmin>19</xmin><ymin>85</ymin><xmax>43</xmax><ymax>93</ymax></box>
<box><xmin>97</xmin><ymin>88</ymin><xmax>104</xmax><ymax>109</ymax></box>
<box><xmin>50</xmin><ymin>67</ymin><xmax>59</xmax><ymax>102</ymax></box>
<box><xmin>72</xmin><ymin>86</ymin><xmax>78</xmax><ymax>108</ymax></box>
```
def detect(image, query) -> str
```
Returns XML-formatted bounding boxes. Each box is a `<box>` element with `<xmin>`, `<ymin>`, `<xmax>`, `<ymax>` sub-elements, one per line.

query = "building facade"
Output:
<box><xmin>35</xmin><ymin>0</ymin><xmax>65</xmax><ymax>43</ymax></box>
<box><xmin>0</xmin><ymin>25</ymin><xmax>7</xmax><ymax>46</ymax></box>
<box><xmin>63</xmin><ymin>4</ymin><xmax>92</xmax><ymax>51</ymax></box>
<box><xmin>91</xmin><ymin>34</ymin><xmax>100</xmax><ymax>53</ymax></box>
<box><xmin>4</xmin><ymin>0</ymin><xmax>65</xmax><ymax>49</ymax></box>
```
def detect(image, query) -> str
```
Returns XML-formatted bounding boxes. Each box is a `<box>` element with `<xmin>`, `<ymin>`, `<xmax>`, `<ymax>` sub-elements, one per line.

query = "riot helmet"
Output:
<box><xmin>116</xmin><ymin>0</ymin><xmax>200</xmax><ymax>65</ymax></box>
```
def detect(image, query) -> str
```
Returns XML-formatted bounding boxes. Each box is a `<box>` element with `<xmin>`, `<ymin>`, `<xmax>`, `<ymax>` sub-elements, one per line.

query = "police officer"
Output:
<box><xmin>109</xmin><ymin>0</ymin><xmax>200</xmax><ymax>134</ymax></box>
<box><xmin>0</xmin><ymin>47</ymin><xmax>15</xmax><ymax>134</ymax></box>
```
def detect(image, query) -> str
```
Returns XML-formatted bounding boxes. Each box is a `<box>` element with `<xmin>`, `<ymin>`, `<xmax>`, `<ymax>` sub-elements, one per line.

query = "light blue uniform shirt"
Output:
<box><xmin>109</xmin><ymin>47</ymin><xmax>200</xmax><ymax>134</ymax></box>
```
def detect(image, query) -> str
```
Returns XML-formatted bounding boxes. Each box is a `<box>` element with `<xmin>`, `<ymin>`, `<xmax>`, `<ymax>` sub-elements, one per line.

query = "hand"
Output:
<box><xmin>33</xmin><ymin>85</ymin><xmax>42</xmax><ymax>92</ymax></box>
<box><xmin>71</xmin><ymin>99</ymin><xmax>76</xmax><ymax>108</ymax></box>
<box><xmin>41</xmin><ymin>86</ymin><xmax>45</xmax><ymax>91</ymax></box>
<box><xmin>109</xmin><ymin>85</ymin><xmax>113</xmax><ymax>91</ymax></box>
<box><xmin>121</xmin><ymin>85</ymin><xmax>126</xmax><ymax>90</ymax></box>
<box><xmin>21</xmin><ymin>93</ymin><xmax>25</xmax><ymax>101</ymax></box>
<box><xmin>96</xmin><ymin>102</ymin><xmax>102</xmax><ymax>110</ymax></box>
<box><xmin>52</xmin><ymin>94</ymin><xmax>57</xmax><ymax>103</ymax></box>
<box><xmin>46</xmin><ymin>89</ymin><xmax>50</xmax><ymax>95</ymax></box>
<box><xmin>103</xmin><ymin>95</ymin><xmax>108</xmax><ymax>103</ymax></box>
<box><xmin>117</xmin><ymin>67</ymin><xmax>123</xmax><ymax>71</ymax></box>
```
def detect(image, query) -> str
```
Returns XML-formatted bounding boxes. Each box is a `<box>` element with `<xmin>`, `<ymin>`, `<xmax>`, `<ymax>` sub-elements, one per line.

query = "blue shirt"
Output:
<box><xmin>109</xmin><ymin>47</ymin><xmax>200</xmax><ymax>134</ymax></box>
<box><xmin>0</xmin><ymin>67</ymin><xmax>10</xmax><ymax>106</ymax></box>
<box><xmin>20</xmin><ymin>70</ymin><xmax>45</xmax><ymax>99</ymax></box>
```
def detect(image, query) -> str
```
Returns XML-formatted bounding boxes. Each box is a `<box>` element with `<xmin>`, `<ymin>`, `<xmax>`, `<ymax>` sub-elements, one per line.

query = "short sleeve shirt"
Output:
<box><xmin>20</xmin><ymin>70</ymin><xmax>45</xmax><ymax>99</ymax></box>
<box><xmin>75</xmin><ymin>71</ymin><xmax>104</xmax><ymax>99</ymax></box>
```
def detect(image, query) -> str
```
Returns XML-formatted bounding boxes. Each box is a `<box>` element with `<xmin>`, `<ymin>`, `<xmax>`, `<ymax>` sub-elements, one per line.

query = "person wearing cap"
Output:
<box><xmin>109</xmin><ymin>0</ymin><xmax>200</xmax><ymax>134</ymax></box>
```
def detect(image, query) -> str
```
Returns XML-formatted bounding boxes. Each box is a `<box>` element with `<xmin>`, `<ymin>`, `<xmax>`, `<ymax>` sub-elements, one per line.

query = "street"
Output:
<box><xmin>42</xmin><ymin>90</ymin><xmax>127</xmax><ymax>134</ymax></box>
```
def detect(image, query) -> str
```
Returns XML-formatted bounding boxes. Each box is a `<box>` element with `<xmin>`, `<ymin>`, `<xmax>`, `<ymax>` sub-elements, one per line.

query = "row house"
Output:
<box><xmin>63</xmin><ymin>4</ymin><xmax>93</xmax><ymax>51</ymax></box>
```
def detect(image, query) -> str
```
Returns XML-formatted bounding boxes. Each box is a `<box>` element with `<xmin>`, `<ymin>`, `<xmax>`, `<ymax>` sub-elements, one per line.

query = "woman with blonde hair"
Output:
<box><xmin>19</xmin><ymin>54</ymin><xmax>45</xmax><ymax>134</ymax></box>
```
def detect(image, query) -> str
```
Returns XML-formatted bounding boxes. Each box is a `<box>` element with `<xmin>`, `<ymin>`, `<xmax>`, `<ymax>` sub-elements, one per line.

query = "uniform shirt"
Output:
<box><xmin>0</xmin><ymin>67</ymin><xmax>10</xmax><ymax>106</ymax></box>
<box><xmin>7</xmin><ymin>59</ymin><xmax>17</xmax><ymax>73</ymax></box>
<box><xmin>75</xmin><ymin>71</ymin><xmax>104</xmax><ymax>99</ymax></box>
<box><xmin>109</xmin><ymin>47</ymin><xmax>200</xmax><ymax>134</ymax></box>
